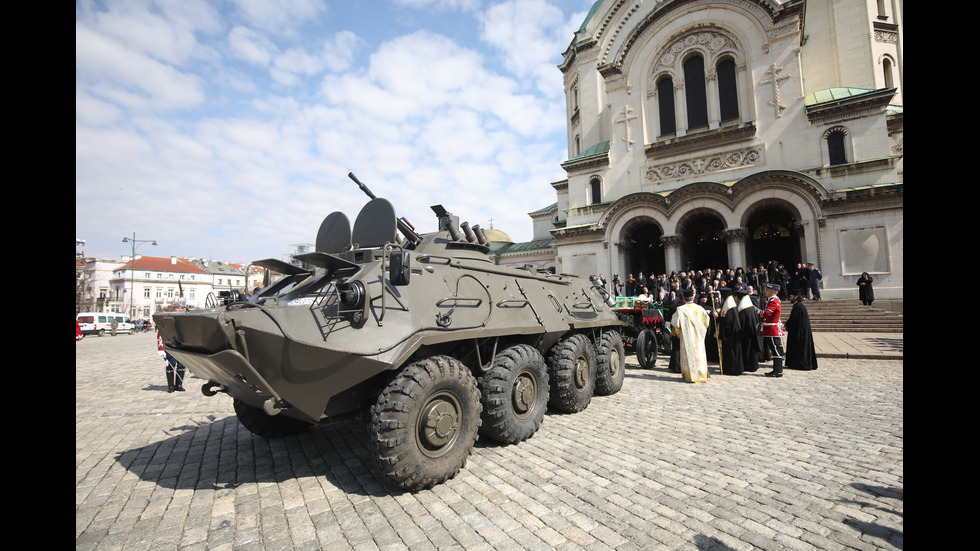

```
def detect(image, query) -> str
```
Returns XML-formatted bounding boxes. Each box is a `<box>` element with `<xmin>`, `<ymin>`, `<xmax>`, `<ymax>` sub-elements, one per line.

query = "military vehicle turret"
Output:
<box><xmin>154</xmin><ymin>173</ymin><xmax>626</xmax><ymax>491</ymax></box>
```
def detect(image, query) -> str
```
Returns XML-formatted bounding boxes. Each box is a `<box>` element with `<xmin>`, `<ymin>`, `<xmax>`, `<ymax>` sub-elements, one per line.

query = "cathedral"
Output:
<box><xmin>493</xmin><ymin>0</ymin><xmax>902</xmax><ymax>302</ymax></box>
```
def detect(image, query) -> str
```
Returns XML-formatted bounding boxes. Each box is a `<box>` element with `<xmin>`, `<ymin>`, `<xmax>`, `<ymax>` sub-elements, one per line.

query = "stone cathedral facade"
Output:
<box><xmin>495</xmin><ymin>0</ymin><xmax>903</xmax><ymax>301</ymax></box>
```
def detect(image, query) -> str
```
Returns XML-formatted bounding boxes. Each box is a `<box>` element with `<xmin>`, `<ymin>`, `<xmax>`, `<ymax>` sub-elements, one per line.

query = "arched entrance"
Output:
<box><xmin>679</xmin><ymin>212</ymin><xmax>728</xmax><ymax>270</ymax></box>
<box><xmin>744</xmin><ymin>205</ymin><xmax>801</xmax><ymax>269</ymax></box>
<box><xmin>624</xmin><ymin>221</ymin><xmax>666</xmax><ymax>277</ymax></box>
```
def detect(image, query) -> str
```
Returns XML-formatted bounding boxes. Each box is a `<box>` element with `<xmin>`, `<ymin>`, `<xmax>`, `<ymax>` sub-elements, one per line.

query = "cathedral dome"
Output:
<box><xmin>483</xmin><ymin>226</ymin><xmax>513</xmax><ymax>244</ymax></box>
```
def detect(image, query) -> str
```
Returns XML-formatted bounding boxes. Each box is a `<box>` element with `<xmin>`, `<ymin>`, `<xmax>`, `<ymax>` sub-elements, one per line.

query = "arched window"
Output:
<box><xmin>684</xmin><ymin>55</ymin><xmax>708</xmax><ymax>129</ymax></box>
<box><xmin>717</xmin><ymin>58</ymin><xmax>739</xmax><ymax>122</ymax></box>
<box><xmin>882</xmin><ymin>57</ymin><xmax>894</xmax><ymax>89</ymax></box>
<box><xmin>589</xmin><ymin>177</ymin><xmax>602</xmax><ymax>204</ymax></box>
<box><xmin>826</xmin><ymin>127</ymin><xmax>847</xmax><ymax>165</ymax></box>
<box><xmin>657</xmin><ymin>76</ymin><xmax>676</xmax><ymax>136</ymax></box>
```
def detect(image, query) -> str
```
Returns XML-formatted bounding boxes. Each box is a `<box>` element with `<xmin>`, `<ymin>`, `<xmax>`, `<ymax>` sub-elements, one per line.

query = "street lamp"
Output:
<box><xmin>122</xmin><ymin>233</ymin><xmax>157</xmax><ymax>319</ymax></box>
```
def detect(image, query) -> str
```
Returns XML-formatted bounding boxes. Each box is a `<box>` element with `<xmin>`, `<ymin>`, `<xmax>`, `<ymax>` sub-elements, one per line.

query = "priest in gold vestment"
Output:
<box><xmin>670</xmin><ymin>289</ymin><xmax>711</xmax><ymax>383</ymax></box>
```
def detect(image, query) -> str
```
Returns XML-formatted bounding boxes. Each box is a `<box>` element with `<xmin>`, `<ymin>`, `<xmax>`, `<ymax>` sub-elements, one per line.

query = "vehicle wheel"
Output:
<box><xmin>233</xmin><ymin>398</ymin><xmax>312</xmax><ymax>438</ymax></box>
<box><xmin>129</xmin><ymin>328</ymin><xmax>136</xmax><ymax>335</ymax></box>
<box><xmin>478</xmin><ymin>344</ymin><xmax>549</xmax><ymax>444</ymax></box>
<box><xmin>546</xmin><ymin>333</ymin><xmax>596</xmax><ymax>413</ymax></box>
<box><xmin>595</xmin><ymin>329</ymin><xmax>625</xmax><ymax>395</ymax></box>
<box><xmin>369</xmin><ymin>355</ymin><xmax>481</xmax><ymax>492</ymax></box>
<box><xmin>636</xmin><ymin>329</ymin><xmax>658</xmax><ymax>369</ymax></box>
<box><xmin>98</xmin><ymin>329</ymin><xmax>105</xmax><ymax>337</ymax></box>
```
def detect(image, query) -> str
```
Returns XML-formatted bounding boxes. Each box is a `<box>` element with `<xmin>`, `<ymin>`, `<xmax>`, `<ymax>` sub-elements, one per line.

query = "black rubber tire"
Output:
<box><xmin>369</xmin><ymin>356</ymin><xmax>481</xmax><ymax>492</ymax></box>
<box><xmin>546</xmin><ymin>333</ymin><xmax>596</xmax><ymax>413</ymax></box>
<box><xmin>478</xmin><ymin>344</ymin><xmax>549</xmax><ymax>444</ymax></box>
<box><xmin>233</xmin><ymin>398</ymin><xmax>312</xmax><ymax>438</ymax></box>
<box><xmin>595</xmin><ymin>329</ymin><xmax>625</xmax><ymax>395</ymax></box>
<box><xmin>636</xmin><ymin>329</ymin><xmax>658</xmax><ymax>369</ymax></box>
<box><xmin>98</xmin><ymin>329</ymin><xmax>105</xmax><ymax>337</ymax></box>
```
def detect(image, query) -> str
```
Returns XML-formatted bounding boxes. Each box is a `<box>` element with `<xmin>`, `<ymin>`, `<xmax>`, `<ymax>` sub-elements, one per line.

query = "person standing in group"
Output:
<box><xmin>670</xmin><ymin>289</ymin><xmax>711</xmax><ymax>383</ymax></box>
<box><xmin>735</xmin><ymin>289</ymin><xmax>762</xmax><ymax>373</ymax></box>
<box><xmin>714</xmin><ymin>287</ymin><xmax>743</xmax><ymax>375</ymax></box>
<box><xmin>785</xmin><ymin>291</ymin><xmax>818</xmax><ymax>371</ymax></box>
<box><xmin>158</xmin><ymin>332</ymin><xmax>186</xmax><ymax>392</ymax></box>
<box><xmin>807</xmin><ymin>263</ymin><xmax>823</xmax><ymax>301</ymax></box>
<box><xmin>111</xmin><ymin>316</ymin><xmax>118</xmax><ymax>336</ymax></box>
<box><xmin>857</xmin><ymin>272</ymin><xmax>875</xmax><ymax>306</ymax></box>
<box><xmin>759</xmin><ymin>283</ymin><xmax>786</xmax><ymax>378</ymax></box>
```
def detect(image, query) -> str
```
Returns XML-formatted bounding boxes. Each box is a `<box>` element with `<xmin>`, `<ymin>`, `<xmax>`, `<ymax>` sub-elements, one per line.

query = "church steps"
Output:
<box><xmin>779</xmin><ymin>300</ymin><xmax>902</xmax><ymax>333</ymax></box>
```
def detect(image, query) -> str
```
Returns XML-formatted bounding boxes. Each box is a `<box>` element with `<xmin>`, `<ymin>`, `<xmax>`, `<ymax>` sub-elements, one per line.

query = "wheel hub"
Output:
<box><xmin>574</xmin><ymin>356</ymin><xmax>590</xmax><ymax>389</ymax></box>
<box><xmin>511</xmin><ymin>373</ymin><xmax>536</xmax><ymax>416</ymax></box>
<box><xmin>419</xmin><ymin>393</ymin><xmax>461</xmax><ymax>455</ymax></box>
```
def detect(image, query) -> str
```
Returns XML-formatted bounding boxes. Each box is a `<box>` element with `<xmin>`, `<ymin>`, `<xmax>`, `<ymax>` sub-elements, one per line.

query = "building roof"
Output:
<box><xmin>804</xmin><ymin>87</ymin><xmax>876</xmax><ymax>106</ymax></box>
<box><xmin>115</xmin><ymin>256</ymin><xmax>210</xmax><ymax>274</ymax></box>
<box><xmin>491</xmin><ymin>238</ymin><xmax>556</xmax><ymax>255</ymax></box>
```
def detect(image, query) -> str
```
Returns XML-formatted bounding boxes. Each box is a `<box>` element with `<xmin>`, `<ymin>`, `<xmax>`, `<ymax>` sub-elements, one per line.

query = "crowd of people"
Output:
<box><xmin>593</xmin><ymin>260</ymin><xmax>824</xmax><ymax>309</ymax></box>
<box><xmin>592</xmin><ymin>260</ymin><xmax>822</xmax><ymax>383</ymax></box>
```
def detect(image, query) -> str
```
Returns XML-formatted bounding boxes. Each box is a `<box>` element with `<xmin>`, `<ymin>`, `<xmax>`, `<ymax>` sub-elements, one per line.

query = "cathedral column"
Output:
<box><xmin>725</xmin><ymin>227</ymin><xmax>749</xmax><ymax>268</ymax></box>
<box><xmin>662</xmin><ymin>234</ymin><xmax>682</xmax><ymax>273</ymax></box>
<box><xmin>706</xmin><ymin>69</ymin><xmax>720</xmax><ymax>128</ymax></box>
<box><xmin>674</xmin><ymin>80</ymin><xmax>688</xmax><ymax>134</ymax></box>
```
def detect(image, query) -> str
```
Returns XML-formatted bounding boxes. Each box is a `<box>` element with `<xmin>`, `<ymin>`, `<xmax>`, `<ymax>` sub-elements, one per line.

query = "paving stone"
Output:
<box><xmin>76</xmin><ymin>332</ymin><xmax>903</xmax><ymax>550</ymax></box>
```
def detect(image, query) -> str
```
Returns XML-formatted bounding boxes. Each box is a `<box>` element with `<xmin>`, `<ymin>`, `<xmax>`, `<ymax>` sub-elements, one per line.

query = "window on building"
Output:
<box><xmin>144</xmin><ymin>288</ymin><xmax>150</xmax><ymax>298</ymax></box>
<box><xmin>882</xmin><ymin>57</ymin><xmax>894</xmax><ymax>89</ymax></box>
<box><xmin>589</xmin><ymin>177</ymin><xmax>602</xmax><ymax>205</ymax></box>
<box><xmin>657</xmin><ymin>76</ymin><xmax>676</xmax><ymax>135</ymax></box>
<box><xmin>717</xmin><ymin>58</ymin><xmax>739</xmax><ymax>122</ymax></box>
<box><xmin>684</xmin><ymin>55</ymin><xmax>708</xmax><ymax>129</ymax></box>
<box><xmin>826</xmin><ymin>127</ymin><xmax>847</xmax><ymax>165</ymax></box>
<box><xmin>156</xmin><ymin>288</ymin><xmax>162</xmax><ymax>298</ymax></box>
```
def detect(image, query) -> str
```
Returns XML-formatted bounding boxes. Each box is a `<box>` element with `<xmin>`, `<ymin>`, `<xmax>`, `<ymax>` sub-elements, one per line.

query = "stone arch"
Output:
<box><xmin>730</xmin><ymin>170</ymin><xmax>828</xmax><ymax>268</ymax></box>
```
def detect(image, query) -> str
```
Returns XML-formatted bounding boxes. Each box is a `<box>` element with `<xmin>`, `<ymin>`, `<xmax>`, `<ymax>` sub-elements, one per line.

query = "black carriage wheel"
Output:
<box><xmin>369</xmin><ymin>356</ymin><xmax>481</xmax><ymax>492</ymax></box>
<box><xmin>546</xmin><ymin>333</ymin><xmax>596</xmax><ymax>413</ymax></box>
<box><xmin>595</xmin><ymin>329</ymin><xmax>626</xmax><ymax>395</ymax></box>
<box><xmin>478</xmin><ymin>344</ymin><xmax>549</xmax><ymax>444</ymax></box>
<box><xmin>636</xmin><ymin>329</ymin><xmax>658</xmax><ymax>369</ymax></box>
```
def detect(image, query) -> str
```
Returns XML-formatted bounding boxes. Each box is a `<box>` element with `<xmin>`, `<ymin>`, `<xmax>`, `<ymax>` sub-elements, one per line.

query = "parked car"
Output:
<box><xmin>76</xmin><ymin>312</ymin><xmax>136</xmax><ymax>336</ymax></box>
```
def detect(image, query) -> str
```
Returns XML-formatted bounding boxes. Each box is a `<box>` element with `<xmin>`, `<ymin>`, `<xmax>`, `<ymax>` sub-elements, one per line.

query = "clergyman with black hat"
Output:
<box><xmin>759</xmin><ymin>283</ymin><xmax>786</xmax><ymax>377</ymax></box>
<box><xmin>735</xmin><ymin>289</ymin><xmax>762</xmax><ymax>373</ymax></box>
<box><xmin>670</xmin><ymin>288</ymin><xmax>711</xmax><ymax>383</ymax></box>
<box><xmin>713</xmin><ymin>287</ymin><xmax>743</xmax><ymax>375</ymax></box>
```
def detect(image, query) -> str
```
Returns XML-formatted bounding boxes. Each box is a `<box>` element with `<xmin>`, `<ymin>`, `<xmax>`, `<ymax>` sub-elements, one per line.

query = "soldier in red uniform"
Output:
<box><xmin>759</xmin><ymin>283</ymin><xmax>785</xmax><ymax>378</ymax></box>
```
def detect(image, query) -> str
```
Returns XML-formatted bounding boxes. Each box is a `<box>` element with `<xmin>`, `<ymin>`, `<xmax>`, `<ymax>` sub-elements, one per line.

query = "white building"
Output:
<box><xmin>109</xmin><ymin>255</ymin><xmax>213</xmax><ymax>319</ymax></box>
<box><xmin>506</xmin><ymin>0</ymin><xmax>902</xmax><ymax>302</ymax></box>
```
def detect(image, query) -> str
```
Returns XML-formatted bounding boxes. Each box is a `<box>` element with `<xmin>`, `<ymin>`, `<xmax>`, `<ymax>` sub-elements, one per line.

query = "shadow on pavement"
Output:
<box><xmin>114</xmin><ymin>415</ymin><xmax>402</xmax><ymax>498</ymax></box>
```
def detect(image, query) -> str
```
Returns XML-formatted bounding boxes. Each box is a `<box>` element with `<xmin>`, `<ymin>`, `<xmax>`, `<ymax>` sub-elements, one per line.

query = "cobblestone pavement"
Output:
<box><xmin>77</xmin><ymin>332</ymin><xmax>903</xmax><ymax>551</ymax></box>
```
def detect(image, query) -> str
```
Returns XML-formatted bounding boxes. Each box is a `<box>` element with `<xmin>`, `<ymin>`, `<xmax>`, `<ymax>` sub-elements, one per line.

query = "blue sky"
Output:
<box><xmin>76</xmin><ymin>0</ymin><xmax>596</xmax><ymax>263</ymax></box>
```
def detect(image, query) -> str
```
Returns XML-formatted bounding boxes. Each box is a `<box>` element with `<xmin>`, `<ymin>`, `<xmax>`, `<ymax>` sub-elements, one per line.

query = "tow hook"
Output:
<box><xmin>263</xmin><ymin>398</ymin><xmax>290</xmax><ymax>416</ymax></box>
<box><xmin>202</xmin><ymin>381</ymin><xmax>226</xmax><ymax>396</ymax></box>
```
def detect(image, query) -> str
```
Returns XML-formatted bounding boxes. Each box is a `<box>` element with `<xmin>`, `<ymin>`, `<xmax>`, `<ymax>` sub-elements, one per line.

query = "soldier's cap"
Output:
<box><xmin>766</xmin><ymin>283</ymin><xmax>781</xmax><ymax>291</ymax></box>
<box><xmin>806</xmin><ymin>262</ymin><xmax>814</xmax><ymax>267</ymax></box>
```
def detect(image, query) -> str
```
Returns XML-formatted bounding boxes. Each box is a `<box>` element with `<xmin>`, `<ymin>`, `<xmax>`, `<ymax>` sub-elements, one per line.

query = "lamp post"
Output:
<box><xmin>122</xmin><ymin>233</ymin><xmax>157</xmax><ymax>319</ymax></box>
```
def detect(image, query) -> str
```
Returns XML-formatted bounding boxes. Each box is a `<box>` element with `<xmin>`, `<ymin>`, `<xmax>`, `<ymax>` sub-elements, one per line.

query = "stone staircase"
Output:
<box><xmin>779</xmin><ymin>299</ymin><xmax>903</xmax><ymax>333</ymax></box>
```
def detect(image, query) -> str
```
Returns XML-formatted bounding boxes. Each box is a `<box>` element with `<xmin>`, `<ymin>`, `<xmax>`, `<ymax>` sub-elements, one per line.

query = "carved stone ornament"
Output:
<box><xmin>645</xmin><ymin>147</ymin><xmax>762</xmax><ymax>183</ymax></box>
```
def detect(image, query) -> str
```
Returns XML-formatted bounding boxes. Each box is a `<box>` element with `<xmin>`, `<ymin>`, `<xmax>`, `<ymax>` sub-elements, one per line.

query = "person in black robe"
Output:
<box><xmin>785</xmin><ymin>291</ymin><xmax>818</xmax><ymax>370</ymax></box>
<box><xmin>735</xmin><ymin>290</ymin><xmax>761</xmax><ymax>372</ymax></box>
<box><xmin>666</xmin><ymin>301</ymin><xmax>681</xmax><ymax>373</ymax></box>
<box><xmin>714</xmin><ymin>287</ymin><xmax>743</xmax><ymax>375</ymax></box>
<box><xmin>703</xmin><ymin>290</ymin><xmax>720</xmax><ymax>363</ymax></box>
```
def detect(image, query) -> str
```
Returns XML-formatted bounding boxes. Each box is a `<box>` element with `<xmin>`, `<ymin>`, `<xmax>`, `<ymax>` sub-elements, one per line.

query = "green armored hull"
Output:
<box><xmin>155</xmin><ymin>174</ymin><xmax>625</xmax><ymax>491</ymax></box>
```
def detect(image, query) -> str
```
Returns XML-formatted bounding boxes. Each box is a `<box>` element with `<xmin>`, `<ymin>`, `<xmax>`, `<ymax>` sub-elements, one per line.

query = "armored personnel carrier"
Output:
<box><xmin>154</xmin><ymin>173</ymin><xmax>625</xmax><ymax>491</ymax></box>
